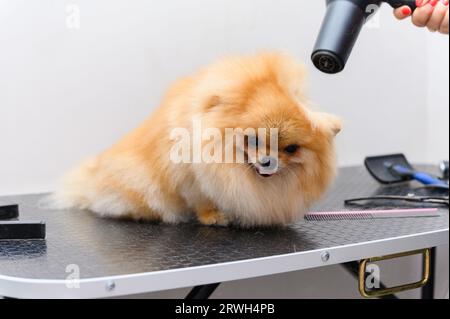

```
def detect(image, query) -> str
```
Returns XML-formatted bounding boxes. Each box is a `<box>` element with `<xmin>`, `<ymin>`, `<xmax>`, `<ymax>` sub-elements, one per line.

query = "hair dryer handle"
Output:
<box><xmin>386</xmin><ymin>0</ymin><xmax>418</xmax><ymax>10</ymax></box>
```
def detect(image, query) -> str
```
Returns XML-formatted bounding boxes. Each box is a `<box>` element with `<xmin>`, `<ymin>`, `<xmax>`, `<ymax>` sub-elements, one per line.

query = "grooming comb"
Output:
<box><xmin>305</xmin><ymin>208</ymin><xmax>440</xmax><ymax>221</ymax></box>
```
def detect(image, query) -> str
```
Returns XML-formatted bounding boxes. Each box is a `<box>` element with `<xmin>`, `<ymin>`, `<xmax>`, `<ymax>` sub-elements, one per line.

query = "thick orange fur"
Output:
<box><xmin>48</xmin><ymin>52</ymin><xmax>342</xmax><ymax>227</ymax></box>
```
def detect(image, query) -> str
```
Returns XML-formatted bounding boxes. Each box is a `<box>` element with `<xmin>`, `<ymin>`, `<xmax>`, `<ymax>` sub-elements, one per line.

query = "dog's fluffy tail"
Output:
<box><xmin>40</xmin><ymin>157</ymin><xmax>99</xmax><ymax>211</ymax></box>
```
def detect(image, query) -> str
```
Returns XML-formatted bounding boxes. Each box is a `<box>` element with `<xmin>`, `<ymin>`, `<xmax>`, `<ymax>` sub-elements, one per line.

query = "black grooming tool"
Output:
<box><xmin>440</xmin><ymin>161</ymin><xmax>449</xmax><ymax>181</ymax></box>
<box><xmin>0</xmin><ymin>204</ymin><xmax>19</xmax><ymax>220</ymax></box>
<box><xmin>365</xmin><ymin>154</ymin><xmax>449</xmax><ymax>189</ymax></box>
<box><xmin>345</xmin><ymin>195</ymin><xmax>450</xmax><ymax>208</ymax></box>
<box><xmin>0</xmin><ymin>204</ymin><xmax>46</xmax><ymax>240</ymax></box>
<box><xmin>365</xmin><ymin>154</ymin><xmax>415</xmax><ymax>184</ymax></box>
<box><xmin>0</xmin><ymin>221</ymin><xmax>46</xmax><ymax>240</ymax></box>
<box><xmin>312</xmin><ymin>0</ymin><xmax>417</xmax><ymax>74</ymax></box>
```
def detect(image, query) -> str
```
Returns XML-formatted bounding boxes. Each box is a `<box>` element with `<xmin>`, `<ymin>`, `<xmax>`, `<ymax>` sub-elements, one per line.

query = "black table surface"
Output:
<box><xmin>0</xmin><ymin>166</ymin><xmax>448</xmax><ymax>280</ymax></box>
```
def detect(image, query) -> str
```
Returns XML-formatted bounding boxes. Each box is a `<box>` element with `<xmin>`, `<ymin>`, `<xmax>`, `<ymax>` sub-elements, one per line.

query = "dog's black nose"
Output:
<box><xmin>260</xmin><ymin>156</ymin><xmax>277</xmax><ymax>168</ymax></box>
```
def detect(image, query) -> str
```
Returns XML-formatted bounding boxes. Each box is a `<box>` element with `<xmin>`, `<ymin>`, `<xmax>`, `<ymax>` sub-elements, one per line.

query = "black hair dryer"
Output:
<box><xmin>312</xmin><ymin>0</ymin><xmax>417</xmax><ymax>74</ymax></box>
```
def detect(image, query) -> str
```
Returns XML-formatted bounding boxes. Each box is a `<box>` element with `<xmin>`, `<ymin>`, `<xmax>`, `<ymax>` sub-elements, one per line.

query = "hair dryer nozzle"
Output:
<box><xmin>312</xmin><ymin>50</ymin><xmax>345</xmax><ymax>74</ymax></box>
<box><xmin>312</xmin><ymin>0</ymin><xmax>372</xmax><ymax>74</ymax></box>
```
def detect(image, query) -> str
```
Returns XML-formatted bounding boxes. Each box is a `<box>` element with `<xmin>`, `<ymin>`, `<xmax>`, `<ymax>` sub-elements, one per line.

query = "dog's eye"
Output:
<box><xmin>247</xmin><ymin>136</ymin><xmax>259</xmax><ymax>148</ymax></box>
<box><xmin>284</xmin><ymin>144</ymin><xmax>300</xmax><ymax>154</ymax></box>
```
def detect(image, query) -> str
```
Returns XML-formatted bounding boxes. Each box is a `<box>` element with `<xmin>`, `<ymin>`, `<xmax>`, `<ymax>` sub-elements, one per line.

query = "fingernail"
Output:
<box><xmin>430</xmin><ymin>0</ymin><xmax>439</xmax><ymax>6</ymax></box>
<box><xmin>402</xmin><ymin>7</ymin><xmax>412</xmax><ymax>15</ymax></box>
<box><xmin>416</xmin><ymin>0</ymin><xmax>424</xmax><ymax>6</ymax></box>
<box><xmin>441</xmin><ymin>0</ymin><xmax>449</xmax><ymax>5</ymax></box>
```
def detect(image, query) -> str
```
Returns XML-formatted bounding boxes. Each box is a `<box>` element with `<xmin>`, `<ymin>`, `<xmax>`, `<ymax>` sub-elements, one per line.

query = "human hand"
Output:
<box><xmin>394</xmin><ymin>0</ymin><xmax>449</xmax><ymax>34</ymax></box>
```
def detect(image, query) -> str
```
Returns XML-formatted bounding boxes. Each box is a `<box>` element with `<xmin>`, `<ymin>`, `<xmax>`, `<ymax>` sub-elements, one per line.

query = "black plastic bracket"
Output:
<box><xmin>0</xmin><ymin>205</ymin><xmax>19</xmax><ymax>220</ymax></box>
<box><xmin>0</xmin><ymin>204</ymin><xmax>46</xmax><ymax>240</ymax></box>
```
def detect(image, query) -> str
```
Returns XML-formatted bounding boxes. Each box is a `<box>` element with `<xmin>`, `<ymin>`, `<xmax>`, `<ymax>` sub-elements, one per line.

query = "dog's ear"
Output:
<box><xmin>326</xmin><ymin>114</ymin><xmax>342</xmax><ymax>136</ymax></box>
<box><xmin>310</xmin><ymin>112</ymin><xmax>342</xmax><ymax>137</ymax></box>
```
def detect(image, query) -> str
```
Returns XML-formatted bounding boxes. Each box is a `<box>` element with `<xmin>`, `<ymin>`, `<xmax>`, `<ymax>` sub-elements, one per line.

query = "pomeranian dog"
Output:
<box><xmin>48</xmin><ymin>52</ymin><xmax>341</xmax><ymax>227</ymax></box>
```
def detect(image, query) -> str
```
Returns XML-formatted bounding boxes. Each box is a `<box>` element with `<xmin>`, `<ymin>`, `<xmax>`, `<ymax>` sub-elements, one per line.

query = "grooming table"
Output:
<box><xmin>0</xmin><ymin>166</ymin><xmax>448</xmax><ymax>299</ymax></box>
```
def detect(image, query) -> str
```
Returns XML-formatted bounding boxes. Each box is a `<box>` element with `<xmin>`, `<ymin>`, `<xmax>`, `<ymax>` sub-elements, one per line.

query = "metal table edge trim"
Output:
<box><xmin>1</xmin><ymin>228</ymin><xmax>448</xmax><ymax>299</ymax></box>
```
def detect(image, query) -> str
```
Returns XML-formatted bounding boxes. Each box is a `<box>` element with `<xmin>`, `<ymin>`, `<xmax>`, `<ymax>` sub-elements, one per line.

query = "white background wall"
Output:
<box><xmin>0</xmin><ymin>0</ymin><xmax>448</xmax><ymax>298</ymax></box>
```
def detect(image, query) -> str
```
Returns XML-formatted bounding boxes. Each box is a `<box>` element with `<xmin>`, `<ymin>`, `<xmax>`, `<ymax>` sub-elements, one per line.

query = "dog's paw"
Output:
<box><xmin>197</xmin><ymin>209</ymin><xmax>230</xmax><ymax>227</ymax></box>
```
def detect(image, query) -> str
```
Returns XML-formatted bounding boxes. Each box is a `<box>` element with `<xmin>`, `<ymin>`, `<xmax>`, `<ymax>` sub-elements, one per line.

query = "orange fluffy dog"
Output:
<box><xmin>49</xmin><ymin>52</ymin><xmax>342</xmax><ymax>227</ymax></box>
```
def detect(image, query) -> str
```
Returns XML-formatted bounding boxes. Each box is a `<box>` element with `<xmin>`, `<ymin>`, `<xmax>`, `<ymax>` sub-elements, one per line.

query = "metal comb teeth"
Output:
<box><xmin>305</xmin><ymin>213</ymin><xmax>374</xmax><ymax>221</ymax></box>
<box><xmin>305</xmin><ymin>208</ymin><xmax>440</xmax><ymax>221</ymax></box>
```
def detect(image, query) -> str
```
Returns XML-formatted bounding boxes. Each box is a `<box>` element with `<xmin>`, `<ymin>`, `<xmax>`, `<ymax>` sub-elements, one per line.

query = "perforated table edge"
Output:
<box><xmin>0</xmin><ymin>229</ymin><xmax>447</xmax><ymax>299</ymax></box>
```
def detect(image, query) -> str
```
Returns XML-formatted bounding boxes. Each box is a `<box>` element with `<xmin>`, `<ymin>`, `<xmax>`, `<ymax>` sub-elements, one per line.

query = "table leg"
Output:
<box><xmin>421</xmin><ymin>247</ymin><xmax>436</xmax><ymax>299</ymax></box>
<box><xmin>185</xmin><ymin>283</ymin><xmax>221</xmax><ymax>300</ymax></box>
